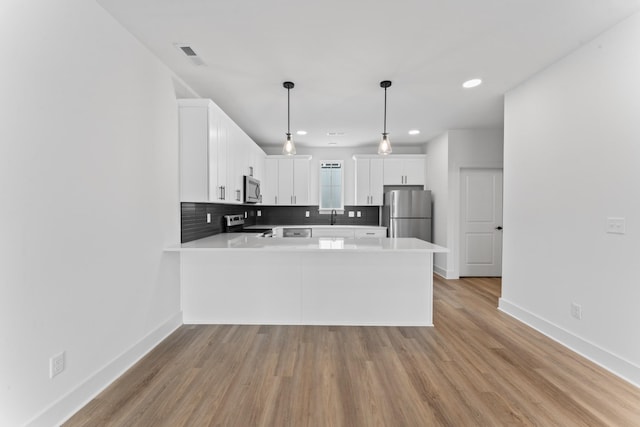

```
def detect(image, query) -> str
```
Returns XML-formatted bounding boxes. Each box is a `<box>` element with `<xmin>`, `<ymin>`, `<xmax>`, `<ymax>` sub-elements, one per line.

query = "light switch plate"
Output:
<box><xmin>206</xmin><ymin>213</ymin><xmax>211</xmax><ymax>223</ymax></box>
<box><xmin>257</xmin><ymin>210</ymin><xmax>261</xmax><ymax>217</ymax></box>
<box><xmin>348</xmin><ymin>211</ymin><xmax>354</xmax><ymax>217</ymax></box>
<box><xmin>357</xmin><ymin>211</ymin><xmax>361</xmax><ymax>218</ymax></box>
<box><xmin>305</xmin><ymin>211</ymin><xmax>310</xmax><ymax>217</ymax></box>
<box><xmin>606</xmin><ymin>217</ymin><xmax>625</xmax><ymax>234</ymax></box>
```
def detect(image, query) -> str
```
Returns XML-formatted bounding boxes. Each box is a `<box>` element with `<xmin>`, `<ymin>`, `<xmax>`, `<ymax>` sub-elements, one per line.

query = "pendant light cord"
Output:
<box><xmin>383</xmin><ymin>86</ymin><xmax>387</xmax><ymax>134</ymax></box>
<box><xmin>287</xmin><ymin>87</ymin><xmax>291</xmax><ymax>134</ymax></box>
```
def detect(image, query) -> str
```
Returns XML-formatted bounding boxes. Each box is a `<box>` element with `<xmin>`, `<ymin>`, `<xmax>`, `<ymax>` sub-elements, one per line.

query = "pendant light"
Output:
<box><xmin>378</xmin><ymin>80</ymin><xmax>392</xmax><ymax>155</ymax></box>
<box><xmin>282</xmin><ymin>81</ymin><xmax>296</xmax><ymax>155</ymax></box>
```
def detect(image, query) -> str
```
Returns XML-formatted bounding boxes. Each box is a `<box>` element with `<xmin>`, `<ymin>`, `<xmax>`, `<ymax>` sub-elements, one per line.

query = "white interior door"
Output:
<box><xmin>460</xmin><ymin>168</ymin><xmax>503</xmax><ymax>277</ymax></box>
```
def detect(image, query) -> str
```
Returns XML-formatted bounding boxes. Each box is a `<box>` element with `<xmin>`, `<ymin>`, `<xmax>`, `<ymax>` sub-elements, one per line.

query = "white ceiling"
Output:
<box><xmin>97</xmin><ymin>0</ymin><xmax>640</xmax><ymax>150</ymax></box>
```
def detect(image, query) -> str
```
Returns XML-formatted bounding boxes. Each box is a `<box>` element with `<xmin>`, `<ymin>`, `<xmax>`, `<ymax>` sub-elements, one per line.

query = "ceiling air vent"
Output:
<box><xmin>174</xmin><ymin>43</ymin><xmax>206</xmax><ymax>66</ymax></box>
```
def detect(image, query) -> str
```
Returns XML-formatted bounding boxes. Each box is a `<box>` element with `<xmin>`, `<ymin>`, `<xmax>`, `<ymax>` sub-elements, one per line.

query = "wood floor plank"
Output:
<box><xmin>64</xmin><ymin>276</ymin><xmax>640</xmax><ymax>426</ymax></box>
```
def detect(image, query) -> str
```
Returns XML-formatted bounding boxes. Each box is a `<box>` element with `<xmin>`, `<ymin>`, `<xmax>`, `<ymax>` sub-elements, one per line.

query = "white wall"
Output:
<box><xmin>263</xmin><ymin>145</ymin><xmax>424</xmax><ymax>205</ymax></box>
<box><xmin>0</xmin><ymin>1</ymin><xmax>182</xmax><ymax>425</ymax></box>
<box><xmin>425</xmin><ymin>129</ymin><xmax>504</xmax><ymax>278</ymax></box>
<box><xmin>425</xmin><ymin>134</ymin><xmax>449</xmax><ymax>276</ymax></box>
<box><xmin>501</xmin><ymin>12</ymin><xmax>640</xmax><ymax>386</ymax></box>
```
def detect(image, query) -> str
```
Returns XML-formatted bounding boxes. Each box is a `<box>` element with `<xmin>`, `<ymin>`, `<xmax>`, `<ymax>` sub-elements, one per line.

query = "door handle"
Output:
<box><xmin>495</xmin><ymin>226</ymin><xmax>503</xmax><ymax>230</ymax></box>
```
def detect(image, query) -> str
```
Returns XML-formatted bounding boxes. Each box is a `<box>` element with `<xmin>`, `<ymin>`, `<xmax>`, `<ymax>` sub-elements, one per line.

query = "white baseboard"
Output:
<box><xmin>433</xmin><ymin>265</ymin><xmax>458</xmax><ymax>279</ymax></box>
<box><xmin>27</xmin><ymin>311</ymin><xmax>183</xmax><ymax>427</ymax></box>
<box><xmin>498</xmin><ymin>298</ymin><xmax>640</xmax><ymax>388</ymax></box>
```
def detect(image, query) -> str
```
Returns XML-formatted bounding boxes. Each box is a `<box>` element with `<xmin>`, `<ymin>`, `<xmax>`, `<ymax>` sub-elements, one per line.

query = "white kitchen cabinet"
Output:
<box><xmin>353</xmin><ymin>156</ymin><xmax>384</xmax><ymax>205</ymax></box>
<box><xmin>178</xmin><ymin>99</ymin><xmax>226</xmax><ymax>202</ymax></box>
<box><xmin>263</xmin><ymin>158</ymin><xmax>279</xmax><ymax>204</ymax></box>
<box><xmin>293</xmin><ymin>158</ymin><xmax>310</xmax><ymax>205</ymax></box>
<box><xmin>179</xmin><ymin>98</ymin><xmax>264</xmax><ymax>204</ymax></box>
<box><xmin>249</xmin><ymin>144</ymin><xmax>266</xmax><ymax>182</ymax></box>
<box><xmin>354</xmin><ymin>228</ymin><xmax>387</xmax><ymax>238</ymax></box>
<box><xmin>264</xmin><ymin>155</ymin><xmax>311</xmax><ymax>205</ymax></box>
<box><xmin>227</xmin><ymin>121</ymin><xmax>247</xmax><ymax>203</ymax></box>
<box><xmin>312</xmin><ymin>228</ymin><xmax>354</xmax><ymax>238</ymax></box>
<box><xmin>383</xmin><ymin>155</ymin><xmax>426</xmax><ymax>186</ymax></box>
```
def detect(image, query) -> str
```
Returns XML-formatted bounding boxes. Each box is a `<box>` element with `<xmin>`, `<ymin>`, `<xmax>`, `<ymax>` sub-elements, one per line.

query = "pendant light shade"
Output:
<box><xmin>282</xmin><ymin>81</ymin><xmax>296</xmax><ymax>155</ymax></box>
<box><xmin>378</xmin><ymin>80</ymin><xmax>393</xmax><ymax>155</ymax></box>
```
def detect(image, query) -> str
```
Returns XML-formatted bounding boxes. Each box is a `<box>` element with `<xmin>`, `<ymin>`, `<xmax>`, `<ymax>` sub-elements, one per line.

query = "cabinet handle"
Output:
<box><xmin>275</xmin><ymin>196</ymin><xmax>278</xmax><ymax>204</ymax></box>
<box><xmin>294</xmin><ymin>195</ymin><xmax>297</xmax><ymax>204</ymax></box>
<box><xmin>236</xmin><ymin>189</ymin><xmax>241</xmax><ymax>201</ymax></box>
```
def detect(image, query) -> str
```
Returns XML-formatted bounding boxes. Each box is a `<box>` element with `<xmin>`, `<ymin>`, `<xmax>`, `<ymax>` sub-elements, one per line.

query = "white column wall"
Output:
<box><xmin>447</xmin><ymin>130</ymin><xmax>504</xmax><ymax>278</ymax></box>
<box><xmin>0</xmin><ymin>1</ymin><xmax>182</xmax><ymax>425</ymax></box>
<box><xmin>425</xmin><ymin>133</ymin><xmax>449</xmax><ymax>277</ymax></box>
<box><xmin>425</xmin><ymin>129</ymin><xmax>503</xmax><ymax>279</ymax></box>
<box><xmin>501</xmin><ymin>12</ymin><xmax>640</xmax><ymax>386</ymax></box>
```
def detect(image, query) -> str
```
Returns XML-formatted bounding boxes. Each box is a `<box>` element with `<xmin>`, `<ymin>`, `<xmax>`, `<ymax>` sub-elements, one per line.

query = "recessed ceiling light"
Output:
<box><xmin>408</xmin><ymin>130</ymin><xmax>420</xmax><ymax>135</ymax></box>
<box><xmin>462</xmin><ymin>78</ymin><xmax>482</xmax><ymax>89</ymax></box>
<box><xmin>296</xmin><ymin>130</ymin><xmax>307</xmax><ymax>135</ymax></box>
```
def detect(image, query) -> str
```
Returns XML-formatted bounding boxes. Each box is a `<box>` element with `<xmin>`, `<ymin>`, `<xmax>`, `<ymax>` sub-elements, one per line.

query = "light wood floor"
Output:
<box><xmin>65</xmin><ymin>276</ymin><xmax>640</xmax><ymax>426</ymax></box>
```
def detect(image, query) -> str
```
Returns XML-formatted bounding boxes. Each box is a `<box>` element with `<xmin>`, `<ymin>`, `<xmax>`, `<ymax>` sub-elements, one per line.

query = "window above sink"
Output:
<box><xmin>319</xmin><ymin>160</ymin><xmax>344</xmax><ymax>213</ymax></box>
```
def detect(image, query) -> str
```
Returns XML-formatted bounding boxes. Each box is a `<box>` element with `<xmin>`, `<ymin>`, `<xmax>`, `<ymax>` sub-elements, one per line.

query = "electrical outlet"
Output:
<box><xmin>244</xmin><ymin>211</ymin><xmax>247</xmax><ymax>218</ymax></box>
<box><xmin>257</xmin><ymin>210</ymin><xmax>261</xmax><ymax>217</ymax></box>
<box><xmin>570</xmin><ymin>302</ymin><xmax>582</xmax><ymax>320</ymax></box>
<box><xmin>606</xmin><ymin>217</ymin><xmax>625</xmax><ymax>234</ymax></box>
<box><xmin>357</xmin><ymin>211</ymin><xmax>362</xmax><ymax>218</ymax></box>
<box><xmin>305</xmin><ymin>211</ymin><xmax>310</xmax><ymax>218</ymax></box>
<box><xmin>50</xmin><ymin>352</ymin><xmax>65</xmax><ymax>378</ymax></box>
<box><xmin>206</xmin><ymin>213</ymin><xmax>211</xmax><ymax>223</ymax></box>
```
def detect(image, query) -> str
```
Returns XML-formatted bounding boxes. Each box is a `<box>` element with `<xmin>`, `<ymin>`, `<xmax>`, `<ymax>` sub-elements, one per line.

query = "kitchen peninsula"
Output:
<box><xmin>167</xmin><ymin>234</ymin><xmax>447</xmax><ymax>326</ymax></box>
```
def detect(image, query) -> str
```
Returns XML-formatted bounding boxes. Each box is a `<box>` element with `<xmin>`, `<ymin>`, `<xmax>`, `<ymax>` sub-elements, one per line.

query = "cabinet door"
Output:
<box><xmin>293</xmin><ymin>158</ymin><xmax>310</xmax><ymax>205</ymax></box>
<box><xmin>354</xmin><ymin>158</ymin><xmax>370</xmax><ymax>205</ymax></box>
<box><xmin>404</xmin><ymin>158</ymin><xmax>425</xmax><ymax>185</ymax></box>
<box><xmin>354</xmin><ymin>228</ymin><xmax>386</xmax><ymax>238</ymax></box>
<box><xmin>369</xmin><ymin>158</ymin><xmax>384</xmax><ymax>205</ymax></box>
<box><xmin>215</xmin><ymin>121</ymin><xmax>228</xmax><ymax>201</ymax></box>
<box><xmin>230</xmin><ymin>124</ymin><xmax>248</xmax><ymax>203</ymax></box>
<box><xmin>383</xmin><ymin>158</ymin><xmax>404</xmax><ymax>185</ymax></box>
<box><xmin>179</xmin><ymin>106</ymin><xmax>210</xmax><ymax>202</ymax></box>
<box><xmin>278</xmin><ymin>158</ymin><xmax>294</xmax><ymax>205</ymax></box>
<box><xmin>263</xmin><ymin>158</ymin><xmax>279</xmax><ymax>204</ymax></box>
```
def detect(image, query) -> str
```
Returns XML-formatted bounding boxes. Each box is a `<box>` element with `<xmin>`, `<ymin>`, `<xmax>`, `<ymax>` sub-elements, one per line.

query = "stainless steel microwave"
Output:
<box><xmin>243</xmin><ymin>175</ymin><xmax>261</xmax><ymax>203</ymax></box>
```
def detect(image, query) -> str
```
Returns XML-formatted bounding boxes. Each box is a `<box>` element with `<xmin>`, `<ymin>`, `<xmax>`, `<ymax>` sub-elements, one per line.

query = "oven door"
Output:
<box><xmin>244</xmin><ymin>176</ymin><xmax>261</xmax><ymax>203</ymax></box>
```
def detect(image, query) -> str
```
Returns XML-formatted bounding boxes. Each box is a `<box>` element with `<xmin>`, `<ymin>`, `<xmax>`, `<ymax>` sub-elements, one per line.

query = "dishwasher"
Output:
<box><xmin>282</xmin><ymin>228</ymin><xmax>312</xmax><ymax>238</ymax></box>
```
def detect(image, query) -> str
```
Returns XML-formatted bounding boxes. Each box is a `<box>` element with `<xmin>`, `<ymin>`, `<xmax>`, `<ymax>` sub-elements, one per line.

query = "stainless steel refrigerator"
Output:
<box><xmin>382</xmin><ymin>190</ymin><xmax>432</xmax><ymax>241</ymax></box>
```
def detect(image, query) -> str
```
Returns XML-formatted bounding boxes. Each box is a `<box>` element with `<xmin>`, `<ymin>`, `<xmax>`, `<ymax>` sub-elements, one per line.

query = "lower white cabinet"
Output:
<box><xmin>272</xmin><ymin>226</ymin><xmax>387</xmax><ymax>238</ymax></box>
<box><xmin>313</xmin><ymin>228</ymin><xmax>355</xmax><ymax>238</ymax></box>
<box><xmin>354</xmin><ymin>228</ymin><xmax>386</xmax><ymax>238</ymax></box>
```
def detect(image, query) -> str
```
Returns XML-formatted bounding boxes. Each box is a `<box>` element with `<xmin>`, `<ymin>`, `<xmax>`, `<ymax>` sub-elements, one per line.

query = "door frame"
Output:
<box><xmin>449</xmin><ymin>161</ymin><xmax>503</xmax><ymax>279</ymax></box>
<box><xmin>458</xmin><ymin>167</ymin><xmax>504</xmax><ymax>277</ymax></box>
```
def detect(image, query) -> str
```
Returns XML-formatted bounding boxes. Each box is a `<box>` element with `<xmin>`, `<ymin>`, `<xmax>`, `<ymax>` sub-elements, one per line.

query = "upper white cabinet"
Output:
<box><xmin>353</xmin><ymin>155</ymin><xmax>384</xmax><ymax>205</ymax></box>
<box><xmin>383</xmin><ymin>155</ymin><xmax>426</xmax><ymax>186</ymax></box>
<box><xmin>262</xmin><ymin>156</ymin><xmax>311</xmax><ymax>205</ymax></box>
<box><xmin>178</xmin><ymin>98</ymin><xmax>265</xmax><ymax>204</ymax></box>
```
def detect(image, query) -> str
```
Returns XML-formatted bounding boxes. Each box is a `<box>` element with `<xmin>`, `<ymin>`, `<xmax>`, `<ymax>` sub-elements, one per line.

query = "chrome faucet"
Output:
<box><xmin>330</xmin><ymin>209</ymin><xmax>337</xmax><ymax>225</ymax></box>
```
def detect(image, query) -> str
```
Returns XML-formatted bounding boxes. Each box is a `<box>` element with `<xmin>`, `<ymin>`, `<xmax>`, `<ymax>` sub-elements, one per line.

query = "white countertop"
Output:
<box><xmin>243</xmin><ymin>225</ymin><xmax>387</xmax><ymax>230</ymax></box>
<box><xmin>166</xmin><ymin>233</ymin><xmax>448</xmax><ymax>253</ymax></box>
